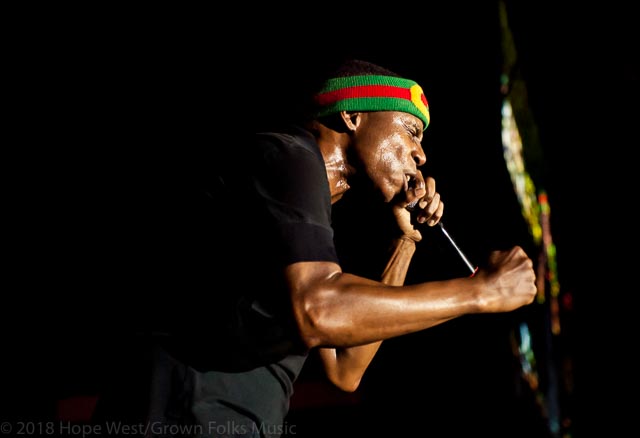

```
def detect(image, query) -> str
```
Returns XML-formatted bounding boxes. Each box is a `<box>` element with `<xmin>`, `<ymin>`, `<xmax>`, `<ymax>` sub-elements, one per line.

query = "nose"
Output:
<box><xmin>412</xmin><ymin>143</ymin><xmax>426</xmax><ymax>167</ymax></box>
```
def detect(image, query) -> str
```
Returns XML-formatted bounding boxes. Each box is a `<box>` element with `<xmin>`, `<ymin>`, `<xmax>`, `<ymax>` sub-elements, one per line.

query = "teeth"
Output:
<box><xmin>406</xmin><ymin>174</ymin><xmax>414</xmax><ymax>189</ymax></box>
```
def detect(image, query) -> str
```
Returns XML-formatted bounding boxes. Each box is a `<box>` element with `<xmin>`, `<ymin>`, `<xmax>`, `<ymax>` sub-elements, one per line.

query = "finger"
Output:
<box><xmin>417</xmin><ymin>193</ymin><xmax>442</xmax><ymax>224</ymax></box>
<box><xmin>427</xmin><ymin>200</ymin><xmax>444</xmax><ymax>226</ymax></box>
<box><xmin>423</xmin><ymin>175</ymin><xmax>436</xmax><ymax>201</ymax></box>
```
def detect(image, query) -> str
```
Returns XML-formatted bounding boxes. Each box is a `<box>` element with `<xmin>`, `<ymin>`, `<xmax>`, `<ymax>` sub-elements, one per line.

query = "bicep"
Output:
<box><xmin>284</xmin><ymin>260</ymin><xmax>343</xmax><ymax>303</ymax></box>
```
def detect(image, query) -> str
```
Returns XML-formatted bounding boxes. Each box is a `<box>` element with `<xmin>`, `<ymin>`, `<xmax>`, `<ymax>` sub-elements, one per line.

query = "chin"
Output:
<box><xmin>368</xmin><ymin>180</ymin><xmax>398</xmax><ymax>203</ymax></box>
<box><xmin>380</xmin><ymin>188</ymin><xmax>399</xmax><ymax>204</ymax></box>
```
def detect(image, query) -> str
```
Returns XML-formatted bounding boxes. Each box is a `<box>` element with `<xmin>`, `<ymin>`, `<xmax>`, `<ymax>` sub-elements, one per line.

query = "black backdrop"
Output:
<box><xmin>5</xmin><ymin>1</ymin><xmax>638</xmax><ymax>437</ymax></box>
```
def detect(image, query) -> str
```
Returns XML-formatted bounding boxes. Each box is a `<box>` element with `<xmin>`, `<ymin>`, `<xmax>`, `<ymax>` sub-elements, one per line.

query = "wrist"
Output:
<box><xmin>396</xmin><ymin>232</ymin><xmax>421</xmax><ymax>244</ymax></box>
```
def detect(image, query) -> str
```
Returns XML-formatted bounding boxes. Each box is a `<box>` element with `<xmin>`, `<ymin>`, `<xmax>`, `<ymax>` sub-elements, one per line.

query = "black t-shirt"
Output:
<box><xmin>159</xmin><ymin>125</ymin><xmax>338</xmax><ymax>379</ymax></box>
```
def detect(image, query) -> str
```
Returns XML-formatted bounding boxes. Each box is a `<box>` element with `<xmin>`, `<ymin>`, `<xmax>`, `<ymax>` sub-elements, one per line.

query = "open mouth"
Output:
<box><xmin>404</xmin><ymin>174</ymin><xmax>414</xmax><ymax>192</ymax></box>
<box><xmin>404</xmin><ymin>174</ymin><xmax>419</xmax><ymax>211</ymax></box>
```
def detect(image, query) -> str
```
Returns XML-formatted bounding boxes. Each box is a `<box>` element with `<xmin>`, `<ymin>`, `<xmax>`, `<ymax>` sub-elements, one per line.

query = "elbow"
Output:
<box><xmin>294</xmin><ymin>294</ymin><xmax>328</xmax><ymax>350</ymax></box>
<box><xmin>287</xmin><ymin>264</ymin><xmax>345</xmax><ymax>350</ymax></box>
<box><xmin>293</xmin><ymin>286</ymin><xmax>340</xmax><ymax>350</ymax></box>
<box><xmin>319</xmin><ymin>348</ymin><xmax>365</xmax><ymax>393</ymax></box>
<box><xmin>322</xmin><ymin>359</ymin><xmax>363</xmax><ymax>392</ymax></box>
<box><xmin>329</xmin><ymin>375</ymin><xmax>361</xmax><ymax>393</ymax></box>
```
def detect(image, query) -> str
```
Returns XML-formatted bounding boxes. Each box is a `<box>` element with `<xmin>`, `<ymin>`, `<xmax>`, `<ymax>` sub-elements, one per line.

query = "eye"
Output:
<box><xmin>402</xmin><ymin>121</ymin><xmax>422</xmax><ymax>142</ymax></box>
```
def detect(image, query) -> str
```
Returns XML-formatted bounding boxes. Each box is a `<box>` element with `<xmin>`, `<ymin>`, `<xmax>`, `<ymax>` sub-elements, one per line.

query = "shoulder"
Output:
<box><xmin>254</xmin><ymin>125</ymin><xmax>320</xmax><ymax>159</ymax></box>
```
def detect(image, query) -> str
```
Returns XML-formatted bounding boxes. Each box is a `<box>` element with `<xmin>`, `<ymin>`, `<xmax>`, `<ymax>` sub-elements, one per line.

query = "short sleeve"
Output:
<box><xmin>251</xmin><ymin>131</ymin><xmax>339</xmax><ymax>265</ymax></box>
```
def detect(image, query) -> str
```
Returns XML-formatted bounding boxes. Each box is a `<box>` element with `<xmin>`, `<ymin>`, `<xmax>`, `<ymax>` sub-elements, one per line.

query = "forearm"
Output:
<box><xmin>380</xmin><ymin>235</ymin><xmax>417</xmax><ymax>285</ymax></box>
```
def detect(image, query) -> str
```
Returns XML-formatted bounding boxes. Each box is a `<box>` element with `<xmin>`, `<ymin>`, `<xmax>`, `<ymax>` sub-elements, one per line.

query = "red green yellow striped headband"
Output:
<box><xmin>314</xmin><ymin>74</ymin><xmax>430</xmax><ymax>130</ymax></box>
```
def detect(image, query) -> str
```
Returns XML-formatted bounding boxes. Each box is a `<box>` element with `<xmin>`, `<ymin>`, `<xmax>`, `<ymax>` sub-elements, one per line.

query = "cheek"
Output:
<box><xmin>371</xmin><ymin>142</ymin><xmax>406</xmax><ymax>190</ymax></box>
<box><xmin>376</xmin><ymin>149</ymin><xmax>403</xmax><ymax>175</ymax></box>
<box><xmin>357</xmin><ymin>131</ymin><xmax>408</xmax><ymax>193</ymax></box>
<box><xmin>377</xmin><ymin>137</ymin><xmax>407</xmax><ymax>172</ymax></box>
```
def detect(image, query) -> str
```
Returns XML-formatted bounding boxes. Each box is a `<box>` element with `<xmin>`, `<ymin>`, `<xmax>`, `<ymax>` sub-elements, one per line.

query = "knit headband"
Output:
<box><xmin>314</xmin><ymin>74</ymin><xmax>430</xmax><ymax>130</ymax></box>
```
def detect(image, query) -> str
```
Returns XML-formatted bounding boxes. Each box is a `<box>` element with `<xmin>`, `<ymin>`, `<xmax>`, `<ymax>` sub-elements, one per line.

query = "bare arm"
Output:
<box><xmin>302</xmin><ymin>174</ymin><xmax>535</xmax><ymax>391</ymax></box>
<box><xmin>316</xmin><ymin>236</ymin><xmax>419</xmax><ymax>391</ymax></box>
<box><xmin>288</xmin><ymin>245</ymin><xmax>535</xmax><ymax>349</ymax></box>
<box><xmin>315</xmin><ymin>172</ymin><xmax>438</xmax><ymax>391</ymax></box>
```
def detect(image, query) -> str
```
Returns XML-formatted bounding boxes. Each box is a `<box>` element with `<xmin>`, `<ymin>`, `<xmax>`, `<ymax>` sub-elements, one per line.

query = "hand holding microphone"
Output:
<box><xmin>392</xmin><ymin>171</ymin><xmax>443</xmax><ymax>242</ymax></box>
<box><xmin>400</xmin><ymin>172</ymin><xmax>477</xmax><ymax>276</ymax></box>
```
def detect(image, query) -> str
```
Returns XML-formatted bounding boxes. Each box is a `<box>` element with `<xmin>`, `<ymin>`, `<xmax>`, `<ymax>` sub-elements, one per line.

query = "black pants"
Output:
<box><xmin>94</xmin><ymin>340</ymin><xmax>288</xmax><ymax>438</ymax></box>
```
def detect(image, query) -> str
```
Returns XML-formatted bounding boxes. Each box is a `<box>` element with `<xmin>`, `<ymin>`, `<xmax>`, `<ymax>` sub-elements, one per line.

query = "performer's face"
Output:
<box><xmin>352</xmin><ymin>111</ymin><xmax>427</xmax><ymax>203</ymax></box>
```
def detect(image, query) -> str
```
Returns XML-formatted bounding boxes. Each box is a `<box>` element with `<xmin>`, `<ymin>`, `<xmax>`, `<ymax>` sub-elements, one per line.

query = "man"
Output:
<box><xmin>100</xmin><ymin>59</ymin><xmax>536</xmax><ymax>438</ymax></box>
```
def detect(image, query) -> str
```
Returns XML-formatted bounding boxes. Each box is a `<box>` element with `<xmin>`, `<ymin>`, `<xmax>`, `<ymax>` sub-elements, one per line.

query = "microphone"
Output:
<box><xmin>405</xmin><ymin>202</ymin><xmax>477</xmax><ymax>277</ymax></box>
<box><xmin>437</xmin><ymin>222</ymin><xmax>478</xmax><ymax>277</ymax></box>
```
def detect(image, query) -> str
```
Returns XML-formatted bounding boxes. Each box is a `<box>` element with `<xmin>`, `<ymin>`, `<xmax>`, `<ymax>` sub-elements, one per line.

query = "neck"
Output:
<box><xmin>308</xmin><ymin>121</ymin><xmax>354</xmax><ymax>204</ymax></box>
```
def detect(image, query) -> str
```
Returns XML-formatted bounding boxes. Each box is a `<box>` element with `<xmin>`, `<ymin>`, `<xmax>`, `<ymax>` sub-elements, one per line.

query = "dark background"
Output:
<box><xmin>5</xmin><ymin>1</ymin><xmax>638</xmax><ymax>437</ymax></box>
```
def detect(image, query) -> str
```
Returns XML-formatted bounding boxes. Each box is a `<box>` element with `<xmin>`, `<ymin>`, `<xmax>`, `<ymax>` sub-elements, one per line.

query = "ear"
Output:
<box><xmin>339</xmin><ymin>111</ymin><xmax>362</xmax><ymax>131</ymax></box>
